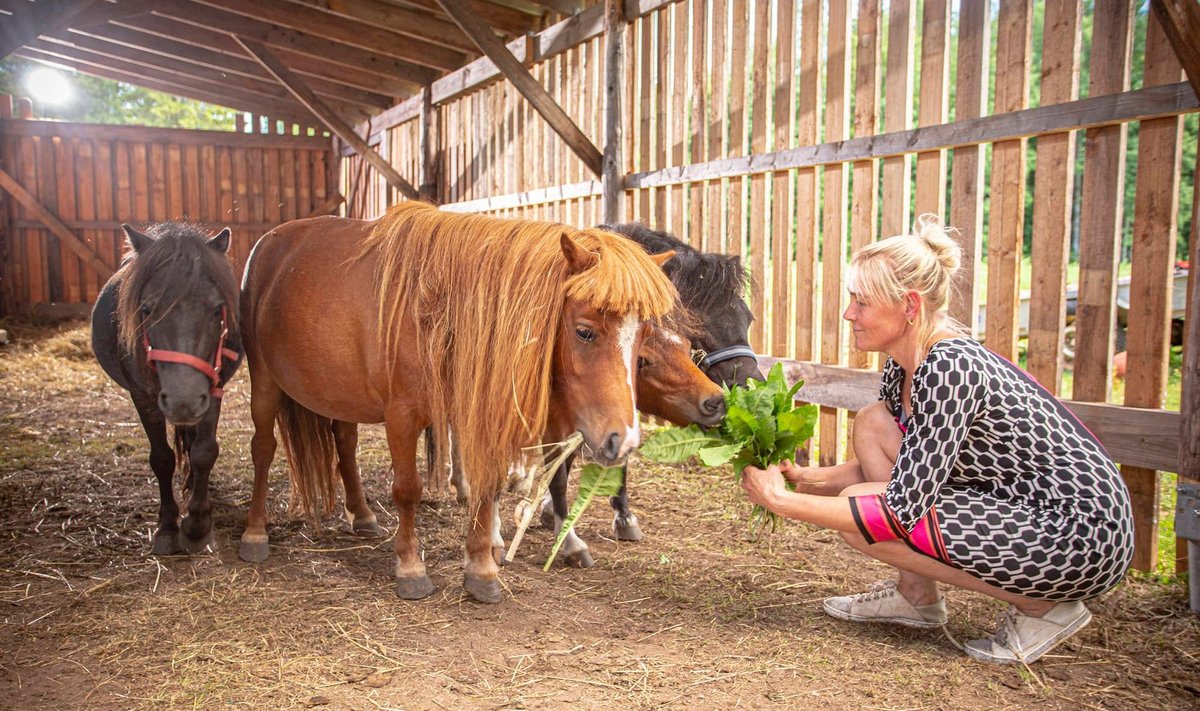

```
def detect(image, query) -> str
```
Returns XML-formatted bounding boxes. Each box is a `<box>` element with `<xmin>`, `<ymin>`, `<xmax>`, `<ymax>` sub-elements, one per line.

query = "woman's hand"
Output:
<box><xmin>740</xmin><ymin>464</ymin><xmax>790</xmax><ymax>510</ymax></box>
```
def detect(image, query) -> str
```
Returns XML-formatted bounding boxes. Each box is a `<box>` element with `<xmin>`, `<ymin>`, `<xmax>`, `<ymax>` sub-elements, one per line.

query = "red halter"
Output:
<box><xmin>143</xmin><ymin>306</ymin><xmax>240</xmax><ymax>398</ymax></box>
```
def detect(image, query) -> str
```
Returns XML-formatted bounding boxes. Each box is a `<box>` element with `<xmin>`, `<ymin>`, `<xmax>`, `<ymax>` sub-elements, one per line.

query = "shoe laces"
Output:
<box><xmin>987</xmin><ymin>606</ymin><xmax>1026</xmax><ymax>658</ymax></box>
<box><xmin>854</xmin><ymin>579</ymin><xmax>899</xmax><ymax>602</ymax></box>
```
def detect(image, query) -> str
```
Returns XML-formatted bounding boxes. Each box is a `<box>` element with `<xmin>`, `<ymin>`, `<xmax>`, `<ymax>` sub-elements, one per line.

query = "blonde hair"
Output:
<box><xmin>847</xmin><ymin>213</ymin><xmax>967</xmax><ymax>350</ymax></box>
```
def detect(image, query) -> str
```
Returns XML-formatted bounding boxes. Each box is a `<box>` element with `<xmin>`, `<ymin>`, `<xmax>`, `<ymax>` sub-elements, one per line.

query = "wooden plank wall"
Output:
<box><xmin>0</xmin><ymin>117</ymin><xmax>335</xmax><ymax>312</ymax></box>
<box><xmin>344</xmin><ymin>0</ymin><xmax>1197</xmax><ymax>571</ymax></box>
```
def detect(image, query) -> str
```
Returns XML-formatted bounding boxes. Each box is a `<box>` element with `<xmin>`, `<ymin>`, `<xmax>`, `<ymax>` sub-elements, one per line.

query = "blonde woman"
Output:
<box><xmin>740</xmin><ymin>216</ymin><xmax>1134</xmax><ymax>664</ymax></box>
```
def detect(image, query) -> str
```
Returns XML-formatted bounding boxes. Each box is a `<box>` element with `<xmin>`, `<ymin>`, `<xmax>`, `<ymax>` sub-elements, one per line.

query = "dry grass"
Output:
<box><xmin>0</xmin><ymin>319</ymin><xmax>1196</xmax><ymax>710</ymax></box>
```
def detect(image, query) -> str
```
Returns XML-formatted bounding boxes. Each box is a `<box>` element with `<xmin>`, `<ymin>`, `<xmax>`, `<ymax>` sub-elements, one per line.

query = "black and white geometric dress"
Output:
<box><xmin>848</xmin><ymin>337</ymin><xmax>1135</xmax><ymax>601</ymax></box>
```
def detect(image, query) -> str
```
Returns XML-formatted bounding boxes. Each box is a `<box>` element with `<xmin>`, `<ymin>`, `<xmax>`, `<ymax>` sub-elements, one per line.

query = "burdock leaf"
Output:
<box><xmin>723</xmin><ymin>405</ymin><xmax>757</xmax><ymax>443</ymax></box>
<box><xmin>698</xmin><ymin>441</ymin><xmax>743</xmax><ymax>467</ymax></box>
<box><xmin>544</xmin><ymin>464</ymin><xmax>624</xmax><ymax>571</ymax></box>
<box><xmin>640</xmin><ymin>424</ymin><xmax>720</xmax><ymax>463</ymax></box>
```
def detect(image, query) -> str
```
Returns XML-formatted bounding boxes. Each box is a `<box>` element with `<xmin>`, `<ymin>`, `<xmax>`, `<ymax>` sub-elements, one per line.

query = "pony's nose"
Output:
<box><xmin>158</xmin><ymin>391</ymin><xmax>210</xmax><ymax>424</ymax></box>
<box><xmin>701</xmin><ymin>394</ymin><xmax>726</xmax><ymax>418</ymax></box>
<box><xmin>600</xmin><ymin>432</ymin><xmax>622</xmax><ymax>462</ymax></box>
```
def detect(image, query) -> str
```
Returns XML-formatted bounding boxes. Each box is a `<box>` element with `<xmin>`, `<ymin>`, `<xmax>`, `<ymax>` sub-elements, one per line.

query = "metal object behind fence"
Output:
<box><xmin>1176</xmin><ymin>484</ymin><xmax>1200</xmax><ymax>613</ymax></box>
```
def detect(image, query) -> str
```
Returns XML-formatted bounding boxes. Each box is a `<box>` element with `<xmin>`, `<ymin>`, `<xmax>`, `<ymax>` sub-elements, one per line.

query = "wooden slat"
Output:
<box><xmin>793</xmin><ymin>0</ymin><xmax>819</xmax><ymax>362</ymax></box>
<box><xmin>1178</xmin><ymin>150</ymin><xmax>1200</xmax><ymax>573</ymax></box>
<box><xmin>913</xmin><ymin>0</ymin><xmax>949</xmax><ymax>219</ymax></box>
<box><xmin>93</xmin><ymin>140</ymin><xmax>116</xmax><ymax>272</ymax></box>
<box><xmin>624</xmin><ymin>82</ymin><xmax>1198</xmax><ymax>188</ymax></box>
<box><xmin>37</xmin><ymin>136</ymin><xmax>60</xmax><ymax>301</ymax></box>
<box><xmin>653</xmin><ymin>11</ymin><xmax>668</xmax><ymax>227</ymax></box>
<box><xmin>288</xmin><ymin>0</ymin><xmax>475</xmax><ymax>53</ymax></box>
<box><xmin>0</xmin><ymin>166</ymin><xmax>112</xmax><ymax>281</ymax></box>
<box><xmin>756</xmin><ymin>356</ymin><xmax>1183</xmax><ymax>474</ymax></box>
<box><xmin>703</xmin><ymin>0</ymin><xmax>725</xmax><ymax>252</ymax></box>
<box><xmin>236</xmin><ymin>37</ymin><xmax>420</xmax><ymax>201</ymax></box>
<box><xmin>0</xmin><ymin>0</ymin><xmax>99</xmax><ymax>59</ymax></box>
<box><xmin>668</xmin><ymin>2</ymin><xmax>686</xmax><ymax>237</ymax></box>
<box><xmin>747</xmin><ymin>0</ymin><xmax>769</xmax><ymax>352</ymax></box>
<box><xmin>1151</xmin><ymin>0</ymin><xmax>1200</xmax><ymax>99</ymax></box>
<box><xmin>436</xmin><ymin>0</ymin><xmax>603</xmax><ymax>177</ymax></box>
<box><xmin>54</xmin><ymin>136</ymin><xmax>80</xmax><ymax>302</ymax></box>
<box><xmin>880</xmin><ymin>0</ymin><xmax>914</xmax><ymax>238</ymax></box>
<box><xmin>849</xmin><ymin>0</ymin><xmax>880</xmax><ymax>370</ymax></box>
<box><xmin>1073</xmin><ymin>0</ymin><xmax>1134</xmax><ymax>402</ymax></box>
<box><xmin>687</xmin><ymin>0</ymin><xmax>705</xmax><ymax>245</ymax></box>
<box><xmin>637</xmin><ymin>14</ymin><xmax>651</xmax><ymax>219</ymax></box>
<box><xmin>1027</xmin><ymin>0</ymin><xmax>1083</xmax><ymax>393</ymax></box>
<box><xmin>76</xmin><ymin>139</ymin><xmax>98</xmax><ymax>301</ymax></box>
<box><xmin>818</xmin><ymin>0</ymin><xmax>850</xmax><ymax>466</ymax></box>
<box><xmin>725</xmin><ymin>0</ymin><xmax>746</xmax><ymax>258</ymax></box>
<box><xmin>948</xmin><ymin>0</ymin><xmax>990</xmax><ymax>338</ymax></box>
<box><xmin>1122</xmin><ymin>10</ymin><xmax>1185</xmax><ymax>572</ymax></box>
<box><xmin>984</xmin><ymin>0</ymin><xmax>1032</xmax><ymax>362</ymax></box>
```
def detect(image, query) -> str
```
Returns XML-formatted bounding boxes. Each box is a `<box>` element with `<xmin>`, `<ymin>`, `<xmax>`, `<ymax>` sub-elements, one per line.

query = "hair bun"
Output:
<box><xmin>912</xmin><ymin>213</ymin><xmax>962</xmax><ymax>275</ymax></box>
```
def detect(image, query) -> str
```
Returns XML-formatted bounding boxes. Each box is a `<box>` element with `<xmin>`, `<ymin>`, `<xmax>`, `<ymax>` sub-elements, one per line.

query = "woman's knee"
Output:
<box><xmin>839</xmin><ymin>481</ymin><xmax>887</xmax><ymax>498</ymax></box>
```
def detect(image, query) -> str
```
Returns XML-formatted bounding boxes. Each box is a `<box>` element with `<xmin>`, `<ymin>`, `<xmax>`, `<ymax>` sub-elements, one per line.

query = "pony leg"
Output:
<box><xmin>385</xmin><ymin>417</ymin><xmax>434</xmax><ymax>600</ymax></box>
<box><xmin>332</xmin><ymin>420</ymin><xmax>381</xmax><ymax>536</ymax></box>
<box><xmin>178</xmin><ymin>398</ymin><xmax>223</xmax><ymax>553</ymax></box>
<box><xmin>463</xmin><ymin>478</ymin><xmax>503</xmax><ymax>603</ymax></box>
<box><xmin>491</xmin><ymin>492</ymin><xmax>506</xmax><ymax>566</ymax></box>
<box><xmin>548</xmin><ymin>453</ymin><xmax>593</xmax><ymax>568</ymax></box>
<box><xmin>239</xmin><ymin>369</ymin><xmax>282</xmax><ymax>563</ymax></box>
<box><xmin>610</xmin><ymin>466</ymin><xmax>643</xmax><ymax>541</ymax></box>
<box><xmin>133</xmin><ymin>395</ymin><xmax>181</xmax><ymax>556</ymax></box>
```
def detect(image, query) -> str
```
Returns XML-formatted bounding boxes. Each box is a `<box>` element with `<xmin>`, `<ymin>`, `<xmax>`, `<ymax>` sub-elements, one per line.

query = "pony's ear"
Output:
<box><xmin>650</xmin><ymin>250</ymin><xmax>676</xmax><ymax>268</ymax></box>
<box><xmin>560</xmin><ymin>231</ymin><xmax>598</xmax><ymax>273</ymax></box>
<box><xmin>122</xmin><ymin>224</ymin><xmax>153</xmax><ymax>253</ymax></box>
<box><xmin>206</xmin><ymin>227</ymin><xmax>232</xmax><ymax>254</ymax></box>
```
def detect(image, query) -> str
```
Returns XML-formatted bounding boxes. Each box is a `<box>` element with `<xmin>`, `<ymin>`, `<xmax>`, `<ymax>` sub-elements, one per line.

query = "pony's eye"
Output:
<box><xmin>575</xmin><ymin>326</ymin><xmax>595</xmax><ymax>342</ymax></box>
<box><xmin>637</xmin><ymin>356</ymin><xmax>650</xmax><ymax>369</ymax></box>
<box><xmin>141</xmin><ymin>304</ymin><xmax>152</xmax><ymax>316</ymax></box>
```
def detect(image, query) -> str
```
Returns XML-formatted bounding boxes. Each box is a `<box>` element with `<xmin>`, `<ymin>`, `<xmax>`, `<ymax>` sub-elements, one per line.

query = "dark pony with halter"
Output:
<box><xmin>90</xmin><ymin>222</ymin><xmax>243</xmax><ymax>555</ymax></box>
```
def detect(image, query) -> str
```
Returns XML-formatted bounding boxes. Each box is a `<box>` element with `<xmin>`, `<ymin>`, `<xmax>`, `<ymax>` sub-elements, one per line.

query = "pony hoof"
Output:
<box><xmin>352</xmin><ymin>519</ymin><xmax>383</xmax><ymax>537</ymax></box>
<box><xmin>151</xmin><ymin>532</ymin><xmax>182</xmax><ymax>556</ymax></box>
<box><xmin>463</xmin><ymin>575</ymin><xmax>502</xmax><ymax>604</ymax></box>
<box><xmin>395</xmin><ymin>575</ymin><xmax>435</xmax><ymax>600</ymax></box>
<box><xmin>614</xmin><ymin>520</ymin><xmax>643</xmax><ymax>542</ymax></box>
<box><xmin>566</xmin><ymin>549</ymin><xmax>595</xmax><ymax>568</ymax></box>
<box><xmin>538</xmin><ymin>505</ymin><xmax>556</xmax><ymax>529</ymax></box>
<box><xmin>179</xmin><ymin>529</ymin><xmax>214</xmax><ymax>554</ymax></box>
<box><xmin>238</xmin><ymin>538</ymin><xmax>271</xmax><ymax>563</ymax></box>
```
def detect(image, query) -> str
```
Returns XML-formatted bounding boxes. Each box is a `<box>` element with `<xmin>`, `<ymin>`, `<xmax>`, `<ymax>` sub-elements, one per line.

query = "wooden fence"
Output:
<box><xmin>341</xmin><ymin>0</ymin><xmax>1198</xmax><ymax>573</ymax></box>
<box><xmin>0</xmin><ymin>98</ymin><xmax>336</xmax><ymax>312</ymax></box>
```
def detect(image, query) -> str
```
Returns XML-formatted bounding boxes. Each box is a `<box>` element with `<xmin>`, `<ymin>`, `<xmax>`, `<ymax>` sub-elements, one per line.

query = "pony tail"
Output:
<box><xmin>276</xmin><ymin>393</ymin><xmax>339</xmax><ymax>521</ymax></box>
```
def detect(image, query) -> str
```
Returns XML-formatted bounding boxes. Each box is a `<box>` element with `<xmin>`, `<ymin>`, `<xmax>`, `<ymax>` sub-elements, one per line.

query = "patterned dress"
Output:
<box><xmin>848</xmin><ymin>338</ymin><xmax>1134</xmax><ymax>601</ymax></box>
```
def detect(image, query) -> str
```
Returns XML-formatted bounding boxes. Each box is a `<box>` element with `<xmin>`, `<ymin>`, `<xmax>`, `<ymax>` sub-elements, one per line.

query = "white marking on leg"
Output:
<box><xmin>616</xmin><ymin>313</ymin><xmax>640</xmax><ymax>457</ymax></box>
<box><xmin>491</xmin><ymin>502</ymin><xmax>505</xmax><ymax>550</ymax></box>
<box><xmin>555</xmin><ymin>512</ymin><xmax>588</xmax><ymax>559</ymax></box>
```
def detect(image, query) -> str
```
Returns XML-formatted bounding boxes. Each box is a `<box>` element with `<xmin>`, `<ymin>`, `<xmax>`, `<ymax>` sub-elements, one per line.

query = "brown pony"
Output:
<box><xmin>237</xmin><ymin>202</ymin><xmax>676</xmax><ymax>603</ymax></box>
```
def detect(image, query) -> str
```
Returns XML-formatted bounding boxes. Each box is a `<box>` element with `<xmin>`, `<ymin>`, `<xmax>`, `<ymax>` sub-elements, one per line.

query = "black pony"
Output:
<box><xmin>91</xmin><ymin>223</ymin><xmax>244</xmax><ymax>554</ymax></box>
<box><xmin>541</xmin><ymin>222</ymin><xmax>765</xmax><ymax>549</ymax></box>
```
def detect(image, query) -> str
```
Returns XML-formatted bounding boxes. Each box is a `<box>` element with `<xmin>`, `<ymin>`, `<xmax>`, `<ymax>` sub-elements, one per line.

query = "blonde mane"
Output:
<box><xmin>361</xmin><ymin>202</ymin><xmax>676</xmax><ymax>500</ymax></box>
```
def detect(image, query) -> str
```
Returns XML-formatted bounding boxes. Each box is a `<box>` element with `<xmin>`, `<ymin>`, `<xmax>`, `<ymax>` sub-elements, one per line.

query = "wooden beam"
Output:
<box><xmin>390</xmin><ymin>0</ymin><xmax>541</xmax><ymax>35</ymax></box>
<box><xmin>153</xmin><ymin>0</ymin><xmax>439</xmax><ymax>86</ymax></box>
<box><xmin>419</xmin><ymin>86</ymin><xmax>439</xmax><ymax>202</ymax></box>
<box><xmin>236</xmin><ymin>37</ymin><xmax>419</xmax><ymax>201</ymax></box>
<box><xmin>0</xmin><ymin>0</ymin><xmax>99</xmax><ymax>59</ymax></box>
<box><xmin>1151</xmin><ymin>0</ymin><xmax>1200</xmax><ymax>99</ymax></box>
<box><xmin>435</xmin><ymin>0</ymin><xmax>603</xmax><ymax>177</ymax></box>
<box><xmin>601</xmin><ymin>0</ymin><xmax>624</xmax><ymax>222</ymax></box>
<box><xmin>191</xmin><ymin>0</ymin><xmax>468</xmax><ymax>73</ymax></box>
<box><xmin>440</xmin><ymin>179</ymin><xmax>601</xmax><ymax>213</ymax></box>
<box><xmin>15</xmin><ymin>47</ymin><xmax>319</xmax><ymax>125</ymax></box>
<box><xmin>51</xmin><ymin>0</ymin><xmax>158</xmax><ymax>31</ymax></box>
<box><xmin>1181</xmin><ymin>149</ymin><xmax>1200</xmax><ymax>480</ymax></box>
<box><xmin>1</xmin><ymin>117</ymin><xmax>331</xmax><ymax>149</ymax></box>
<box><xmin>756</xmin><ymin>357</ymin><xmax>1183</xmax><ymax>474</ymax></box>
<box><xmin>289</xmin><ymin>0</ymin><xmax>476</xmax><ymax>53</ymax></box>
<box><xmin>0</xmin><ymin>167</ymin><xmax>113</xmax><ymax>281</ymax></box>
<box><xmin>109</xmin><ymin>12</ymin><xmax>421</xmax><ymax>97</ymax></box>
<box><xmin>624</xmin><ymin>82</ymin><xmax>1199</xmax><ymax>188</ymax></box>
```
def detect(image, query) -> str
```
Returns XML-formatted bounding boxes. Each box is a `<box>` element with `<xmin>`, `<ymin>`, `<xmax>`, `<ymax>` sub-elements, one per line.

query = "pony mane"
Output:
<box><xmin>607</xmin><ymin>222</ymin><xmax>752</xmax><ymax>314</ymax></box>
<box><xmin>361</xmin><ymin>202</ymin><xmax>676</xmax><ymax>497</ymax></box>
<box><xmin>115</xmin><ymin>223</ymin><xmax>239</xmax><ymax>357</ymax></box>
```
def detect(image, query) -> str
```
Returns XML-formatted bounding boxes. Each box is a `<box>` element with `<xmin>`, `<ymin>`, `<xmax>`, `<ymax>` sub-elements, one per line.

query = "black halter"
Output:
<box><xmin>692</xmin><ymin>344</ymin><xmax>757</xmax><ymax>372</ymax></box>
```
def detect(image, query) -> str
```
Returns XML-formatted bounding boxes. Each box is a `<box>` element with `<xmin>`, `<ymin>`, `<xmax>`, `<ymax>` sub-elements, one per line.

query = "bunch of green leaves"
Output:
<box><xmin>544</xmin><ymin>463</ymin><xmax>624</xmax><ymax>571</ymax></box>
<box><xmin>640</xmin><ymin>362</ymin><xmax>818</xmax><ymax>532</ymax></box>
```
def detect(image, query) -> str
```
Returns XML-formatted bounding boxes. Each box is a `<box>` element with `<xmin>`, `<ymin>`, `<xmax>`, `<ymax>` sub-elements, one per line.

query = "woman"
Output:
<box><xmin>741</xmin><ymin>216</ymin><xmax>1133</xmax><ymax>664</ymax></box>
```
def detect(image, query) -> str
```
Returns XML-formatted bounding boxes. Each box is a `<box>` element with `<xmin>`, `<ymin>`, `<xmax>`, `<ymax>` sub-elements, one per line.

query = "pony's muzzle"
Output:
<box><xmin>158</xmin><ymin>390</ymin><xmax>210</xmax><ymax>425</ymax></box>
<box><xmin>596</xmin><ymin>429</ymin><xmax>638</xmax><ymax>465</ymax></box>
<box><xmin>699</xmin><ymin>394</ymin><xmax>726</xmax><ymax>423</ymax></box>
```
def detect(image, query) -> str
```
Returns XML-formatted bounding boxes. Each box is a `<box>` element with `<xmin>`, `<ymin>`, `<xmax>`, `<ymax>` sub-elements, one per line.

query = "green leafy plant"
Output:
<box><xmin>640</xmin><ymin>362</ymin><xmax>818</xmax><ymax>532</ymax></box>
<box><xmin>543</xmin><ymin>463</ymin><xmax>624</xmax><ymax>571</ymax></box>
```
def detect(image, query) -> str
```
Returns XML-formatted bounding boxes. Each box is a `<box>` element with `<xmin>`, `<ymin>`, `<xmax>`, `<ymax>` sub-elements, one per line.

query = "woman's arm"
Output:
<box><xmin>741</xmin><ymin>464</ymin><xmax>885</xmax><ymax>532</ymax></box>
<box><xmin>779</xmin><ymin>459</ymin><xmax>867</xmax><ymax>495</ymax></box>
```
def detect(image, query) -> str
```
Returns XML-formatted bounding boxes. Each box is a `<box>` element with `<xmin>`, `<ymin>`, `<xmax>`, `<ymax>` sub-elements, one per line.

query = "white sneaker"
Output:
<box><xmin>823</xmin><ymin>580</ymin><xmax>947</xmax><ymax>629</ymax></box>
<box><xmin>965</xmin><ymin>601</ymin><xmax>1092</xmax><ymax>665</ymax></box>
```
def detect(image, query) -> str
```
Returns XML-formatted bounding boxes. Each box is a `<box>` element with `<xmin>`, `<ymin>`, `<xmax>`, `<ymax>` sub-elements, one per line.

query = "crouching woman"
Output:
<box><xmin>741</xmin><ymin>216</ymin><xmax>1134</xmax><ymax>664</ymax></box>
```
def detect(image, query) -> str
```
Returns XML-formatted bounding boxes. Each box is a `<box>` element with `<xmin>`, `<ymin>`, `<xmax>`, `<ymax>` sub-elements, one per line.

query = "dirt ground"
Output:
<box><xmin>0</xmin><ymin>319</ymin><xmax>1197</xmax><ymax>711</ymax></box>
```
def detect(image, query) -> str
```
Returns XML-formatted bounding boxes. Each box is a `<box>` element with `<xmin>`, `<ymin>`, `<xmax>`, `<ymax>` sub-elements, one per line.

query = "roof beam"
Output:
<box><xmin>152</xmin><ymin>0</ymin><xmax>440</xmax><ymax>86</ymax></box>
<box><xmin>109</xmin><ymin>12</ymin><xmax>420</xmax><ymax>97</ymax></box>
<box><xmin>1150</xmin><ymin>0</ymin><xmax>1200</xmax><ymax>100</ymax></box>
<box><xmin>1</xmin><ymin>0</ymin><xmax>100</xmax><ymax>59</ymax></box>
<box><xmin>15</xmin><ymin>47</ymin><xmax>319</xmax><ymax>125</ymax></box>
<box><xmin>52</xmin><ymin>0</ymin><xmax>157</xmax><ymax>31</ymax></box>
<box><xmin>435</xmin><ymin>0</ymin><xmax>602</xmax><ymax>177</ymax></box>
<box><xmin>386</xmin><ymin>0</ymin><xmax>538</xmax><ymax>36</ymax></box>
<box><xmin>191</xmin><ymin>0</ymin><xmax>468</xmax><ymax>73</ymax></box>
<box><xmin>285</xmin><ymin>0</ymin><xmax>476</xmax><ymax>53</ymax></box>
<box><xmin>236</xmin><ymin>36</ymin><xmax>420</xmax><ymax>200</ymax></box>
<box><xmin>64</xmin><ymin>23</ymin><xmax>392</xmax><ymax>110</ymax></box>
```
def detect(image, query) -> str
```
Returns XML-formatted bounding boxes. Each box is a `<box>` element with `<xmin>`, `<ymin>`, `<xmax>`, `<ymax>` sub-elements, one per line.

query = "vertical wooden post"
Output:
<box><xmin>880</xmin><ymin>0</ymin><xmax>914</xmax><ymax>238</ymax></box>
<box><xmin>704</xmin><ymin>0</ymin><xmax>727</xmax><ymax>253</ymax></box>
<box><xmin>849</xmin><ymin>0</ymin><xmax>881</xmax><ymax>370</ymax></box>
<box><xmin>769</xmin><ymin>0</ymin><xmax>794</xmax><ymax>358</ymax></box>
<box><xmin>913</xmin><ymin>0</ymin><xmax>949</xmax><ymax>219</ymax></box>
<box><xmin>747</xmin><ymin>0</ymin><xmax>769</xmax><ymax>353</ymax></box>
<box><xmin>602</xmin><ymin>0</ymin><xmax>624</xmax><ymax>225</ymax></box>
<box><xmin>687</xmin><ymin>0</ymin><xmax>706</xmax><ymax>245</ymax></box>
<box><xmin>1180</xmin><ymin>165</ymin><xmax>1200</xmax><ymax>574</ymax></box>
<box><xmin>419</xmin><ymin>86</ymin><xmax>439</xmax><ymax>203</ymax></box>
<box><xmin>794</xmin><ymin>0</ymin><xmax>820</xmax><ymax>364</ymax></box>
